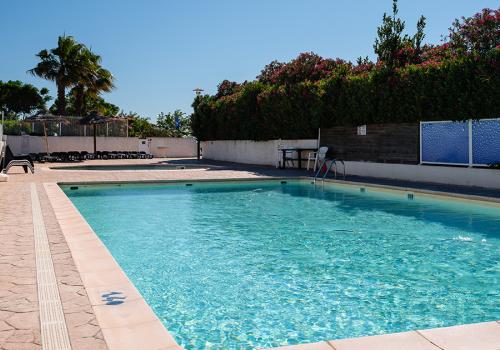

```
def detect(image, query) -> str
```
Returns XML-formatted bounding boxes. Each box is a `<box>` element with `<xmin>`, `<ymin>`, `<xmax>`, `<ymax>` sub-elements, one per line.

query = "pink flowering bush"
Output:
<box><xmin>448</xmin><ymin>8</ymin><xmax>499</xmax><ymax>54</ymax></box>
<box><xmin>191</xmin><ymin>8</ymin><xmax>500</xmax><ymax>141</ymax></box>
<box><xmin>257</xmin><ymin>52</ymin><xmax>351</xmax><ymax>85</ymax></box>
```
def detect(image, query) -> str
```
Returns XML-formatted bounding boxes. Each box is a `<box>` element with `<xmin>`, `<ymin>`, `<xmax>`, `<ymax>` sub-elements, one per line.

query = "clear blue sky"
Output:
<box><xmin>1</xmin><ymin>0</ymin><xmax>497</xmax><ymax>121</ymax></box>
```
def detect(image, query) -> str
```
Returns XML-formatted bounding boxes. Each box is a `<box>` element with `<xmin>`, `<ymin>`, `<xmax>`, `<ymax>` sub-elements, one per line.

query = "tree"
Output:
<box><xmin>0</xmin><ymin>80</ymin><xmax>51</xmax><ymax>118</ymax></box>
<box><xmin>28</xmin><ymin>35</ymin><xmax>84</xmax><ymax>115</ymax></box>
<box><xmin>62</xmin><ymin>90</ymin><xmax>119</xmax><ymax>117</ymax></box>
<box><xmin>29</xmin><ymin>35</ymin><xmax>115</xmax><ymax>116</ymax></box>
<box><xmin>448</xmin><ymin>8</ymin><xmax>500</xmax><ymax>55</ymax></box>
<box><xmin>374</xmin><ymin>0</ymin><xmax>426</xmax><ymax>68</ymax></box>
<box><xmin>215</xmin><ymin>80</ymin><xmax>241</xmax><ymax>98</ymax></box>
<box><xmin>127</xmin><ymin>114</ymin><xmax>156</xmax><ymax>138</ymax></box>
<box><xmin>72</xmin><ymin>48</ymin><xmax>115</xmax><ymax>115</ymax></box>
<box><xmin>156</xmin><ymin>110</ymin><xmax>191</xmax><ymax>137</ymax></box>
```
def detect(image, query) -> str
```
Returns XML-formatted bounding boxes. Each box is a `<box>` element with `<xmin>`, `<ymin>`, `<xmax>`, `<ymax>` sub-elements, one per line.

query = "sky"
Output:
<box><xmin>1</xmin><ymin>0</ymin><xmax>497</xmax><ymax>121</ymax></box>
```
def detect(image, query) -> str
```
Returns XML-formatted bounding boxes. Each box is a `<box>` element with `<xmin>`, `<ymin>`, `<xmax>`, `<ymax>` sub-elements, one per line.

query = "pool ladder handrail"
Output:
<box><xmin>313</xmin><ymin>158</ymin><xmax>346</xmax><ymax>186</ymax></box>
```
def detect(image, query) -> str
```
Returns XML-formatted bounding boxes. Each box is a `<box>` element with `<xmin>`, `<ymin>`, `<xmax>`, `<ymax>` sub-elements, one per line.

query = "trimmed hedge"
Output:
<box><xmin>191</xmin><ymin>49</ymin><xmax>499</xmax><ymax>141</ymax></box>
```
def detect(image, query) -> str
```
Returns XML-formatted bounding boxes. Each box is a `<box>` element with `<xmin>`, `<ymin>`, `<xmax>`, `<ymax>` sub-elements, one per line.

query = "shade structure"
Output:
<box><xmin>24</xmin><ymin>113</ymin><xmax>69</xmax><ymax>155</ymax></box>
<box><xmin>79</xmin><ymin>112</ymin><xmax>127</xmax><ymax>154</ymax></box>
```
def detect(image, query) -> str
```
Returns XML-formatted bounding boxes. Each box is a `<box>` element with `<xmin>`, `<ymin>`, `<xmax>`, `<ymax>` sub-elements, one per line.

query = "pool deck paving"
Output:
<box><xmin>0</xmin><ymin>158</ymin><xmax>499</xmax><ymax>350</ymax></box>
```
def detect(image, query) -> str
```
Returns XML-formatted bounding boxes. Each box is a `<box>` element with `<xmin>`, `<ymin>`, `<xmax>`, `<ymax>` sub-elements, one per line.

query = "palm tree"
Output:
<box><xmin>73</xmin><ymin>49</ymin><xmax>115</xmax><ymax>116</ymax></box>
<box><xmin>28</xmin><ymin>35</ymin><xmax>84</xmax><ymax>115</ymax></box>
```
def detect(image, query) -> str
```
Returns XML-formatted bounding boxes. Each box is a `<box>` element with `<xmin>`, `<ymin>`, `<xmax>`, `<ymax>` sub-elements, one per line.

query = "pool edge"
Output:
<box><xmin>58</xmin><ymin>176</ymin><xmax>500</xmax><ymax>207</ymax></box>
<box><xmin>43</xmin><ymin>182</ymin><xmax>183</xmax><ymax>350</ymax></box>
<box><xmin>48</xmin><ymin>177</ymin><xmax>500</xmax><ymax>350</ymax></box>
<box><xmin>267</xmin><ymin>321</ymin><xmax>500</xmax><ymax>350</ymax></box>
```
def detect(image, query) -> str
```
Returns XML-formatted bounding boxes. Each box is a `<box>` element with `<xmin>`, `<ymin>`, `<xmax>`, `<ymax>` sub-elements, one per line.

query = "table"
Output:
<box><xmin>279</xmin><ymin>148</ymin><xmax>318</xmax><ymax>169</ymax></box>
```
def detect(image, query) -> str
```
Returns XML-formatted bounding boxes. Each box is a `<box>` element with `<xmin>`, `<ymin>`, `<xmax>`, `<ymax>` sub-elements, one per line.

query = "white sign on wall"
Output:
<box><xmin>357</xmin><ymin>125</ymin><xmax>367</xmax><ymax>136</ymax></box>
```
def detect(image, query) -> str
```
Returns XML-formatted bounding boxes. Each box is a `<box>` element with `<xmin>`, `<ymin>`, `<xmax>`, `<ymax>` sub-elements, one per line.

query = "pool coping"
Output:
<box><xmin>45</xmin><ymin>177</ymin><xmax>500</xmax><ymax>350</ymax></box>
<box><xmin>44</xmin><ymin>182</ymin><xmax>182</xmax><ymax>350</ymax></box>
<box><xmin>45</xmin><ymin>161</ymin><xmax>226</xmax><ymax>172</ymax></box>
<box><xmin>58</xmin><ymin>176</ymin><xmax>500</xmax><ymax>206</ymax></box>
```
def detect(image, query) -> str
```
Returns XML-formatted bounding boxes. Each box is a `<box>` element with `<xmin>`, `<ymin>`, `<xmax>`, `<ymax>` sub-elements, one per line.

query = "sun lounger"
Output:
<box><xmin>0</xmin><ymin>145</ymin><xmax>34</xmax><ymax>174</ymax></box>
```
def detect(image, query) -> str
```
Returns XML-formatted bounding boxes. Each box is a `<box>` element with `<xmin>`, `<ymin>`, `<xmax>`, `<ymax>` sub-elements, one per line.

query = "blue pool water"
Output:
<box><xmin>64</xmin><ymin>181</ymin><xmax>500</xmax><ymax>349</ymax></box>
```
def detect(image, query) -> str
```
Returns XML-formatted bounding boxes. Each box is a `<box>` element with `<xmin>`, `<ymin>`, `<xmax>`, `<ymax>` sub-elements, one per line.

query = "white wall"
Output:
<box><xmin>201</xmin><ymin>139</ymin><xmax>318</xmax><ymax>166</ymax></box>
<box><xmin>150</xmin><ymin>137</ymin><xmax>197</xmax><ymax>157</ymax></box>
<box><xmin>6</xmin><ymin>135</ymin><xmax>197</xmax><ymax>158</ymax></box>
<box><xmin>200</xmin><ymin>139</ymin><xmax>499</xmax><ymax>189</ymax></box>
<box><xmin>340</xmin><ymin>161</ymin><xmax>500</xmax><ymax>190</ymax></box>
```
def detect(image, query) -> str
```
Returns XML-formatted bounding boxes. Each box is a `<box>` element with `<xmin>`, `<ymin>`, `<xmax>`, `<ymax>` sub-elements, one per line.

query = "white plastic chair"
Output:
<box><xmin>307</xmin><ymin>147</ymin><xmax>328</xmax><ymax>171</ymax></box>
<box><xmin>284</xmin><ymin>149</ymin><xmax>298</xmax><ymax>168</ymax></box>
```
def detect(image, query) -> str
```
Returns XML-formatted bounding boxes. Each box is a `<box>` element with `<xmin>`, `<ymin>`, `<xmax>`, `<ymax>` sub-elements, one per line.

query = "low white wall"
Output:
<box><xmin>150</xmin><ymin>137</ymin><xmax>197</xmax><ymax>157</ymax></box>
<box><xmin>201</xmin><ymin>139</ymin><xmax>499</xmax><ymax>189</ymax></box>
<box><xmin>201</xmin><ymin>139</ymin><xmax>318</xmax><ymax>166</ymax></box>
<box><xmin>340</xmin><ymin>161</ymin><xmax>500</xmax><ymax>190</ymax></box>
<box><xmin>6</xmin><ymin>136</ymin><xmax>197</xmax><ymax>158</ymax></box>
<box><xmin>6</xmin><ymin>136</ymin><xmax>138</xmax><ymax>154</ymax></box>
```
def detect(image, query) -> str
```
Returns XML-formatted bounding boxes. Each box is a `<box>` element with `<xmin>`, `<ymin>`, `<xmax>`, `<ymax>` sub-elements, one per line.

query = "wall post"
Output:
<box><xmin>468</xmin><ymin>119</ymin><xmax>473</xmax><ymax>167</ymax></box>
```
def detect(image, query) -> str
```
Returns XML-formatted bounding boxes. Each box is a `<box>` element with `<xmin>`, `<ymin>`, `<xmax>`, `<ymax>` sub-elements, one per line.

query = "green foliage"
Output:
<box><xmin>29</xmin><ymin>35</ymin><xmax>114</xmax><ymax>116</ymax></box>
<box><xmin>156</xmin><ymin>110</ymin><xmax>191</xmax><ymax>137</ymax></box>
<box><xmin>127</xmin><ymin>110</ymin><xmax>192</xmax><ymax>138</ymax></box>
<box><xmin>257</xmin><ymin>53</ymin><xmax>351</xmax><ymax>85</ymax></box>
<box><xmin>0</xmin><ymin>80</ymin><xmax>51</xmax><ymax>118</ymax></box>
<box><xmin>128</xmin><ymin>114</ymin><xmax>156</xmax><ymax>138</ymax></box>
<box><xmin>29</xmin><ymin>35</ymin><xmax>84</xmax><ymax>115</ymax></box>
<box><xmin>373</xmin><ymin>0</ymin><xmax>426</xmax><ymax>68</ymax></box>
<box><xmin>71</xmin><ymin>48</ymin><xmax>115</xmax><ymax>115</ymax></box>
<box><xmin>1</xmin><ymin>119</ymin><xmax>31</xmax><ymax>135</ymax></box>
<box><xmin>448</xmin><ymin>8</ymin><xmax>499</xmax><ymax>55</ymax></box>
<box><xmin>192</xmin><ymin>7</ymin><xmax>500</xmax><ymax>141</ymax></box>
<box><xmin>56</xmin><ymin>88</ymin><xmax>119</xmax><ymax>117</ymax></box>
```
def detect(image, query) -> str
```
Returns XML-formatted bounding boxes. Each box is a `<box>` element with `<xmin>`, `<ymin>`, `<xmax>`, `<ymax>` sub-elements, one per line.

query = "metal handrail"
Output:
<box><xmin>313</xmin><ymin>158</ymin><xmax>346</xmax><ymax>186</ymax></box>
<box><xmin>334</xmin><ymin>160</ymin><xmax>346</xmax><ymax>180</ymax></box>
<box><xmin>313</xmin><ymin>158</ymin><xmax>328</xmax><ymax>184</ymax></box>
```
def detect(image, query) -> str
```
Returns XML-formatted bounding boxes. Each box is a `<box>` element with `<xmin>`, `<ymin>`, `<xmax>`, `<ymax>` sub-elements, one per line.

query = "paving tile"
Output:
<box><xmin>85</xmin><ymin>284</ymin><xmax>143</xmax><ymax>306</ymax></box>
<box><xmin>65</xmin><ymin>237</ymin><xmax>105</xmax><ymax>251</ymax></box>
<box><xmin>0</xmin><ymin>184</ymin><xmax>40</xmax><ymax>350</ymax></box>
<box><xmin>69</xmin><ymin>245</ymin><xmax>113</xmax><ymax>261</ymax></box>
<box><xmin>73</xmin><ymin>257</ymin><xmax>123</xmax><ymax>273</ymax></box>
<box><xmin>101</xmin><ymin>319</ymin><xmax>178</xmax><ymax>350</ymax></box>
<box><xmin>328</xmin><ymin>331</ymin><xmax>440</xmax><ymax>350</ymax></box>
<box><xmin>418</xmin><ymin>322</ymin><xmax>500</xmax><ymax>350</ymax></box>
<box><xmin>92</xmin><ymin>298</ymin><xmax>159</xmax><ymax>329</ymax></box>
<box><xmin>4</xmin><ymin>312</ymin><xmax>39</xmax><ymax>331</ymax></box>
<box><xmin>267</xmin><ymin>341</ymin><xmax>334</xmax><ymax>350</ymax></box>
<box><xmin>37</xmin><ymin>185</ymin><xmax>109</xmax><ymax>350</ymax></box>
<box><xmin>79</xmin><ymin>268</ymin><xmax>130</xmax><ymax>288</ymax></box>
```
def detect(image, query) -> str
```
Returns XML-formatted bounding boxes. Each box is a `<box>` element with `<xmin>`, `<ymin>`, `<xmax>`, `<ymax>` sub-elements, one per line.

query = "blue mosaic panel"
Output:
<box><xmin>421</xmin><ymin>121</ymin><xmax>469</xmax><ymax>164</ymax></box>
<box><xmin>472</xmin><ymin>119</ymin><xmax>500</xmax><ymax>165</ymax></box>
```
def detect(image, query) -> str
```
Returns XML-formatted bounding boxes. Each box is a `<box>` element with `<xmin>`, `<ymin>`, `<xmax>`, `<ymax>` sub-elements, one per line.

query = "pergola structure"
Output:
<box><xmin>79</xmin><ymin>112</ymin><xmax>129</xmax><ymax>154</ymax></box>
<box><xmin>24</xmin><ymin>113</ymin><xmax>69</xmax><ymax>155</ymax></box>
<box><xmin>24</xmin><ymin>112</ymin><xmax>131</xmax><ymax>155</ymax></box>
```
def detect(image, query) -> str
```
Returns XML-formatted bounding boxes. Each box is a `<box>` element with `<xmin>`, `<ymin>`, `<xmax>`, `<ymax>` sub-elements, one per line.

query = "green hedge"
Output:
<box><xmin>1</xmin><ymin>120</ymin><xmax>31</xmax><ymax>135</ymax></box>
<box><xmin>191</xmin><ymin>49</ymin><xmax>500</xmax><ymax>141</ymax></box>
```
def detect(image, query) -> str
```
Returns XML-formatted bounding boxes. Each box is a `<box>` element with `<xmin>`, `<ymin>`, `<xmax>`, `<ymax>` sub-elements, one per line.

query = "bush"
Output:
<box><xmin>2</xmin><ymin>119</ymin><xmax>31</xmax><ymax>135</ymax></box>
<box><xmin>191</xmin><ymin>8</ymin><xmax>500</xmax><ymax>141</ymax></box>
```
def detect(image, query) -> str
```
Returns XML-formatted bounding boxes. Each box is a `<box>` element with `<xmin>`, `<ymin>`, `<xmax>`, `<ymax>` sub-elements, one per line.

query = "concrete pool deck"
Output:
<box><xmin>0</xmin><ymin>158</ymin><xmax>499</xmax><ymax>349</ymax></box>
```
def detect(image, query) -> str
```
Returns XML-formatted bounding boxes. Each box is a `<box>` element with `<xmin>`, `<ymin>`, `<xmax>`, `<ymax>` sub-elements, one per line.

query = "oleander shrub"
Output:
<box><xmin>191</xmin><ymin>8</ymin><xmax>500</xmax><ymax>141</ymax></box>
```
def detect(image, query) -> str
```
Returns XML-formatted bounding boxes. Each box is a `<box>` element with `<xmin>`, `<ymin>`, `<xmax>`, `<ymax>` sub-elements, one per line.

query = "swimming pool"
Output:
<box><xmin>63</xmin><ymin>180</ymin><xmax>500</xmax><ymax>349</ymax></box>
